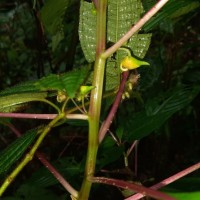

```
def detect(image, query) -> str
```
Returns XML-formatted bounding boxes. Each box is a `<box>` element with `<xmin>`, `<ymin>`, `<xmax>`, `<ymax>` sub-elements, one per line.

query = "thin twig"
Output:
<box><xmin>127</xmin><ymin>140</ymin><xmax>139</xmax><ymax>157</ymax></box>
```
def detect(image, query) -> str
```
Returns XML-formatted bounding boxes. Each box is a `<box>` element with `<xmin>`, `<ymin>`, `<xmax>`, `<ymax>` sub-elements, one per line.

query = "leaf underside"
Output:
<box><xmin>79</xmin><ymin>0</ymin><xmax>152</xmax><ymax>91</ymax></box>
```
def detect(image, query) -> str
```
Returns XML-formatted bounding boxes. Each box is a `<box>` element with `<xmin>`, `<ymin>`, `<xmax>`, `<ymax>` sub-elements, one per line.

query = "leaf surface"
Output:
<box><xmin>0</xmin><ymin>128</ymin><xmax>39</xmax><ymax>175</ymax></box>
<box><xmin>122</xmin><ymin>85</ymin><xmax>200</xmax><ymax>140</ymax></box>
<box><xmin>35</xmin><ymin>66</ymin><xmax>90</xmax><ymax>98</ymax></box>
<box><xmin>0</xmin><ymin>92</ymin><xmax>47</xmax><ymax>112</ymax></box>
<box><xmin>79</xmin><ymin>0</ymin><xmax>152</xmax><ymax>91</ymax></box>
<box><xmin>40</xmin><ymin>0</ymin><xmax>72</xmax><ymax>50</ymax></box>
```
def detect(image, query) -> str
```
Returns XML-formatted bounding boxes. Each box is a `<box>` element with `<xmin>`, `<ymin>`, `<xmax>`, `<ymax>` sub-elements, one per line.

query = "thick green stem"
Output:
<box><xmin>78</xmin><ymin>1</ymin><xmax>107</xmax><ymax>199</ymax></box>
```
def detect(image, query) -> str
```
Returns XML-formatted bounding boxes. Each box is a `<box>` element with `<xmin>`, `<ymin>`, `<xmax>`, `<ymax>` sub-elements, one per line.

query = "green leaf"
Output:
<box><xmin>40</xmin><ymin>0</ymin><xmax>72</xmax><ymax>50</ymax></box>
<box><xmin>123</xmin><ymin>85</ymin><xmax>200</xmax><ymax>140</ymax></box>
<box><xmin>97</xmin><ymin>137</ymin><xmax>124</xmax><ymax>168</ymax></box>
<box><xmin>143</xmin><ymin>0</ymin><xmax>200</xmax><ymax>32</ymax></box>
<box><xmin>79</xmin><ymin>1</ymin><xmax>96</xmax><ymax>62</ymax></box>
<box><xmin>0</xmin><ymin>92</ymin><xmax>47</xmax><ymax>113</ymax></box>
<box><xmin>35</xmin><ymin>66</ymin><xmax>90</xmax><ymax>98</ymax></box>
<box><xmin>27</xmin><ymin>157</ymin><xmax>82</xmax><ymax>187</ymax></box>
<box><xmin>162</xmin><ymin>177</ymin><xmax>200</xmax><ymax>200</ymax></box>
<box><xmin>79</xmin><ymin>0</ymin><xmax>152</xmax><ymax>62</ymax></box>
<box><xmin>107</xmin><ymin>0</ymin><xmax>151</xmax><ymax>58</ymax></box>
<box><xmin>116</xmin><ymin>126</ymin><xmax>124</xmax><ymax>141</ymax></box>
<box><xmin>0</xmin><ymin>80</ymin><xmax>48</xmax><ymax>112</ymax></box>
<box><xmin>0</xmin><ymin>128</ymin><xmax>39</xmax><ymax>175</ymax></box>
<box><xmin>0</xmin><ymin>81</ymin><xmax>39</xmax><ymax>96</ymax></box>
<box><xmin>80</xmin><ymin>0</ymin><xmax>152</xmax><ymax>91</ymax></box>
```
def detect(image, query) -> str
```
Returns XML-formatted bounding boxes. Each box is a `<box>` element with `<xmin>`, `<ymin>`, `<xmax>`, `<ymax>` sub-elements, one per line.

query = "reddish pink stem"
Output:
<box><xmin>0</xmin><ymin>113</ymin><xmax>57</xmax><ymax>119</ymax></box>
<box><xmin>126</xmin><ymin>162</ymin><xmax>200</xmax><ymax>200</ymax></box>
<box><xmin>90</xmin><ymin>177</ymin><xmax>176</xmax><ymax>200</ymax></box>
<box><xmin>0</xmin><ymin>113</ymin><xmax>88</xmax><ymax>120</ymax></box>
<box><xmin>99</xmin><ymin>71</ymin><xmax>129</xmax><ymax>143</ymax></box>
<box><xmin>36</xmin><ymin>152</ymin><xmax>78</xmax><ymax>198</ymax></box>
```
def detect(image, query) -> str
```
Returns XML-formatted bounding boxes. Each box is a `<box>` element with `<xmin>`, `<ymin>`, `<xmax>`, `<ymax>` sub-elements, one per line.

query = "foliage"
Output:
<box><xmin>79</xmin><ymin>0</ymin><xmax>152</xmax><ymax>91</ymax></box>
<box><xmin>0</xmin><ymin>128</ymin><xmax>38</xmax><ymax>175</ymax></box>
<box><xmin>0</xmin><ymin>0</ymin><xmax>199</xmax><ymax>199</ymax></box>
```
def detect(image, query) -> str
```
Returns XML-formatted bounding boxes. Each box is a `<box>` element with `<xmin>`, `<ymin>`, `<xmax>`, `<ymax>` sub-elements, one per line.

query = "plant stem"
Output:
<box><xmin>90</xmin><ymin>177</ymin><xmax>176</xmax><ymax>200</ymax></box>
<box><xmin>99</xmin><ymin>71</ymin><xmax>129</xmax><ymax>143</ymax></box>
<box><xmin>0</xmin><ymin>113</ymin><xmax>88</xmax><ymax>120</ymax></box>
<box><xmin>0</xmin><ymin>113</ymin><xmax>64</xmax><ymax>196</ymax></box>
<box><xmin>5</xmin><ymin>123</ymin><xmax>78</xmax><ymax>198</ymax></box>
<box><xmin>78</xmin><ymin>0</ymin><xmax>107</xmax><ymax>199</ymax></box>
<box><xmin>36</xmin><ymin>152</ymin><xmax>78</xmax><ymax>198</ymax></box>
<box><xmin>126</xmin><ymin>162</ymin><xmax>200</xmax><ymax>200</ymax></box>
<box><xmin>102</xmin><ymin>0</ymin><xmax>170</xmax><ymax>59</ymax></box>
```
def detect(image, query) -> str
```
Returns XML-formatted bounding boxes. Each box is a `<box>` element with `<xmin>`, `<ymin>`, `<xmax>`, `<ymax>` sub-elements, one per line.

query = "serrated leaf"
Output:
<box><xmin>107</xmin><ymin>0</ymin><xmax>143</xmax><ymax>42</ymax></box>
<box><xmin>35</xmin><ymin>67</ymin><xmax>90</xmax><ymax>98</ymax></box>
<box><xmin>0</xmin><ymin>92</ymin><xmax>47</xmax><ymax>113</ymax></box>
<box><xmin>127</xmin><ymin>33</ymin><xmax>152</xmax><ymax>59</ymax></box>
<box><xmin>123</xmin><ymin>86</ymin><xmax>200</xmax><ymax>140</ymax></box>
<box><xmin>0</xmin><ymin>129</ymin><xmax>39</xmax><ymax>175</ymax></box>
<box><xmin>79</xmin><ymin>0</ymin><xmax>152</xmax><ymax>91</ymax></box>
<box><xmin>79</xmin><ymin>0</ymin><xmax>152</xmax><ymax>62</ymax></box>
<box><xmin>107</xmin><ymin>0</ymin><xmax>152</xmax><ymax>53</ymax></box>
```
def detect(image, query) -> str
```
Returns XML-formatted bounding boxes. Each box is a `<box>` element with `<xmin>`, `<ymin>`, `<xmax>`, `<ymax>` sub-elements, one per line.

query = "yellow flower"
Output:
<box><xmin>80</xmin><ymin>86</ymin><xmax>95</xmax><ymax>96</ymax></box>
<box><xmin>120</xmin><ymin>56</ymin><xmax>150</xmax><ymax>71</ymax></box>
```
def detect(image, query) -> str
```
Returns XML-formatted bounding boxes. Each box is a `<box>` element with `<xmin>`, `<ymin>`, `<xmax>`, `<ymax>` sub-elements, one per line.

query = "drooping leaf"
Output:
<box><xmin>0</xmin><ymin>92</ymin><xmax>47</xmax><ymax>113</ymax></box>
<box><xmin>0</xmin><ymin>128</ymin><xmax>39</xmax><ymax>175</ymax></box>
<box><xmin>122</xmin><ymin>85</ymin><xmax>200</xmax><ymax>140</ymax></box>
<box><xmin>40</xmin><ymin>0</ymin><xmax>72</xmax><ymax>50</ymax></box>
<box><xmin>0</xmin><ymin>81</ymin><xmax>39</xmax><ymax>96</ymax></box>
<box><xmin>35</xmin><ymin>66</ymin><xmax>90</xmax><ymax>98</ymax></box>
